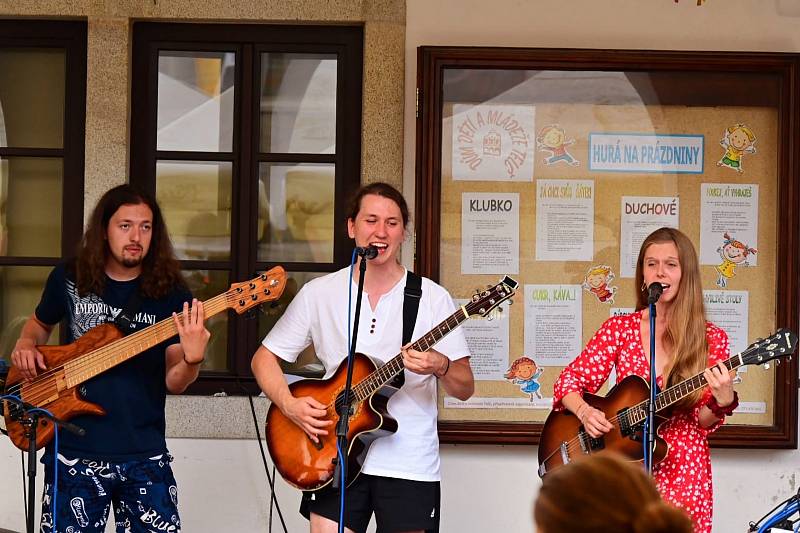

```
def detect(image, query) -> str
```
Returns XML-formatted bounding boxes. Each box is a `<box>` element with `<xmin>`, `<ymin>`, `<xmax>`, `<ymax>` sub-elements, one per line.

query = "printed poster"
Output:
<box><xmin>523</xmin><ymin>284</ymin><xmax>582</xmax><ymax>366</ymax></box>
<box><xmin>704</xmin><ymin>290</ymin><xmax>749</xmax><ymax>372</ymax></box>
<box><xmin>536</xmin><ymin>179</ymin><xmax>594</xmax><ymax>261</ymax></box>
<box><xmin>461</xmin><ymin>192</ymin><xmax>519</xmax><ymax>275</ymax></box>
<box><xmin>588</xmin><ymin>133</ymin><xmax>704</xmax><ymax>174</ymax></box>
<box><xmin>699</xmin><ymin>183</ymin><xmax>759</xmax><ymax>266</ymax></box>
<box><xmin>454</xmin><ymin>299</ymin><xmax>510</xmax><ymax>381</ymax></box>
<box><xmin>452</xmin><ymin>104</ymin><xmax>535</xmax><ymax>181</ymax></box>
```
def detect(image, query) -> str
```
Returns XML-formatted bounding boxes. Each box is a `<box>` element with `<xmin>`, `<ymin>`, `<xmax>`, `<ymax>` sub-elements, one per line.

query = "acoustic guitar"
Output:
<box><xmin>2</xmin><ymin>266</ymin><xmax>288</xmax><ymax>450</ymax></box>
<box><xmin>537</xmin><ymin>328</ymin><xmax>797</xmax><ymax>477</ymax></box>
<box><xmin>265</xmin><ymin>275</ymin><xmax>518</xmax><ymax>491</ymax></box>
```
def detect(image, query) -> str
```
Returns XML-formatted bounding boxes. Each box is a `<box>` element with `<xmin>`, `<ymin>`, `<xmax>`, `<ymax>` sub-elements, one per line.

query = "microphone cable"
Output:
<box><xmin>1</xmin><ymin>394</ymin><xmax>60</xmax><ymax>533</ymax></box>
<box><xmin>338</xmin><ymin>248</ymin><xmax>359</xmax><ymax>533</ymax></box>
<box><xmin>239</xmin><ymin>380</ymin><xmax>289</xmax><ymax>533</ymax></box>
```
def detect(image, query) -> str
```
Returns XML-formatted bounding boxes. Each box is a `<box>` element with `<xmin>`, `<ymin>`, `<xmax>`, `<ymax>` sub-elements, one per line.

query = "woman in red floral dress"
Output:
<box><xmin>553</xmin><ymin>227</ymin><xmax>737</xmax><ymax>533</ymax></box>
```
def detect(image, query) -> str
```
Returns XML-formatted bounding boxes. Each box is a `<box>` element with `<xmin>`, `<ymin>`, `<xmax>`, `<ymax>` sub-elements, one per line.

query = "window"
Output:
<box><xmin>0</xmin><ymin>21</ymin><xmax>87</xmax><ymax>357</ymax></box>
<box><xmin>130</xmin><ymin>23</ymin><xmax>363</xmax><ymax>393</ymax></box>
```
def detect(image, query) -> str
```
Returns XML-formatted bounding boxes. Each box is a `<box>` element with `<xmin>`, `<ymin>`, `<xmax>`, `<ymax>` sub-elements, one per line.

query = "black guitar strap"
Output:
<box><xmin>113</xmin><ymin>288</ymin><xmax>143</xmax><ymax>336</ymax></box>
<box><xmin>392</xmin><ymin>271</ymin><xmax>422</xmax><ymax>389</ymax></box>
<box><xmin>403</xmin><ymin>271</ymin><xmax>423</xmax><ymax>345</ymax></box>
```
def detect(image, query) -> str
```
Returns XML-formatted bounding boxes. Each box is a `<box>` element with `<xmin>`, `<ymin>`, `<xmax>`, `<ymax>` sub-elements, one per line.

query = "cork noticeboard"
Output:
<box><xmin>415</xmin><ymin>47</ymin><xmax>800</xmax><ymax>448</ymax></box>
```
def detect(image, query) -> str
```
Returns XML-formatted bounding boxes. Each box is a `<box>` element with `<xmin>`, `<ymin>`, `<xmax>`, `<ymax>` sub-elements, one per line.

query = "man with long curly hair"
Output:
<box><xmin>10</xmin><ymin>184</ymin><xmax>209</xmax><ymax>533</ymax></box>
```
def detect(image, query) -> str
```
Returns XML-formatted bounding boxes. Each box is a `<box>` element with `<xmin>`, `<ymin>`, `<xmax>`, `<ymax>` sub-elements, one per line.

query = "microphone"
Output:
<box><xmin>355</xmin><ymin>245</ymin><xmax>378</xmax><ymax>260</ymax></box>
<box><xmin>646</xmin><ymin>282</ymin><xmax>664</xmax><ymax>305</ymax></box>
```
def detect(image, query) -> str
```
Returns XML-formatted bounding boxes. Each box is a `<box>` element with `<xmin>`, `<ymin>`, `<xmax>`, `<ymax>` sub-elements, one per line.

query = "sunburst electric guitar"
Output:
<box><xmin>2</xmin><ymin>266</ymin><xmax>288</xmax><ymax>450</ymax></box>
<box><xmin>537</xmin><ymin>328</ymin><xmax>797</xmax><ymax>477</ymax></box>
<box><xmin>265</xmin><ymin>275</ymin><xmax>519</xmax><ymax>491</ymax></box>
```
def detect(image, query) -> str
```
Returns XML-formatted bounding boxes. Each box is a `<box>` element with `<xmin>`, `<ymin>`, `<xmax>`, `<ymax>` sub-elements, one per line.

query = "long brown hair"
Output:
<box><xmin>75</xmin><ymin>184</ymin><xmax>186</xmax><ymax>299</ymax></box>
<box><xmin>534</xmin><ymin>453</ymin><xmax>693</xmax><ymax>533</ymax></box>
<box><xmin>634</xmin><ymin>227</ymin><xmax>707</xmax><ymax>409</ymax></box>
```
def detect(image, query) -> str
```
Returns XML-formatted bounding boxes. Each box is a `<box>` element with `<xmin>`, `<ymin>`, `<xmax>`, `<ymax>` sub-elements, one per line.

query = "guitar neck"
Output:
<box><xmin>63</xmin><ymin>293</ymin><xmax>231</xmax><ymax>388</ymax></box>
<box><xmin>629</xmin><ymin>352</ymin><xmax>743</xmax><ymax>424</ymax></box>
<box><xmin>349</xmin><ymin>305</ymin><xmax>472</xmax><ymax>402</ymax></box>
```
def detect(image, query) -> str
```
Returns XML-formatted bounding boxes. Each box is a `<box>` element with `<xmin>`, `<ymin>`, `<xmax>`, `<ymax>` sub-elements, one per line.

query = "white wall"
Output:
<box><xmin>401</xmin><ymin>1</ymin><xmax>800</xmax><ymax>532</ymax></box>
<box><xmin>3</xmin><ymin>2</ymin><xmax>800</xmax><ymax>532</ymax></box>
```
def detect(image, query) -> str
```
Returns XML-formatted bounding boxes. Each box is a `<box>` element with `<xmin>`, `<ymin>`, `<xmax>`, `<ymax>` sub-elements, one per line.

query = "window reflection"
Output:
<box><xmin>257</xmin><ymin>163</ymin><xmax>335</xmax><ymax>263</ymax></box>
<box><xmin>260</xmin><ymin>53</ymin><xmax>337</xmax><ymax>154</ymax></box>
<box><xmin>156</xmin><ymin>160</ymin><xmax>232</xmax><ymax>261</ymax></box>
<box><xmin>157</xmin><ymin>51</ymin><xmax>235</xmax><ymax>152</ymax></box>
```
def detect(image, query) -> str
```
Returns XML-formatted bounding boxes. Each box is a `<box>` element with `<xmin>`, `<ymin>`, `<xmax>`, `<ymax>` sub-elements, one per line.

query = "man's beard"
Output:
<box><xmin>121</xmin><ymin>256</ymin><xmax>143</xmax><ymax>268</ymax></box>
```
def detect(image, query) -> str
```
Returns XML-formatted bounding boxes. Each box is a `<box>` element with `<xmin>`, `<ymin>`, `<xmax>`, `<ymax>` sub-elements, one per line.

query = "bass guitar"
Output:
<box><xmin>2</xmin><ymin>266</ymin><xmax>288</xmax><ymax>450</ymax></box>
<box><xmin>538</xmin><ymin>328</ymin><xmax>797</xmax><ymax>477</ymax></box>
<box><xmin>265</xmin><ymin>275</ymin><xmax>518</xmax><ymax>491</ymax></box>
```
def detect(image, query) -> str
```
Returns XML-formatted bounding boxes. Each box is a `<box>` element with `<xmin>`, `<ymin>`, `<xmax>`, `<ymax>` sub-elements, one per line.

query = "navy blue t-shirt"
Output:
<box><xmin>35</xmin><ymin>262</ymin><xmax>191</xmax><ymax>462</ymax></box>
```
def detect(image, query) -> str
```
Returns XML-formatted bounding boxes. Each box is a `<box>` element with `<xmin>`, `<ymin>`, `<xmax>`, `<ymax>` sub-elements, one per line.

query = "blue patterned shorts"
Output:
<box><xmin>40</xmin><ymin>453</ymin><xmax>181</xmax><ymax>533</ymax></box>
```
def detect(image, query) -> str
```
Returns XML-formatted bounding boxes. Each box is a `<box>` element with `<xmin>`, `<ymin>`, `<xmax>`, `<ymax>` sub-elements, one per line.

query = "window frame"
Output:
<box><xmin>0</xmin><ymin>20</ymin><xmax>87</xmax><ymax>344</ymax></box>
<box><xmin>130</xmin><ymin>22</ymin><xmax>363</xmax><ymax>394</ymax></box>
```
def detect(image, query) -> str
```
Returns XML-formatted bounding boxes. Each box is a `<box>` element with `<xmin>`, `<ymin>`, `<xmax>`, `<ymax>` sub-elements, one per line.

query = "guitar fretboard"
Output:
<box><xmin>627</xmin><ymin>352</ymin><xmax>744</xmax><ymax>425</ymax></box>
<box><xmin>349</xmin><ymin>306</ymin><xmax>472</xmax><ymax>403</ymax></box>
<box><xmin>62</xmin><ymin>294</ymin><xmax>233</xmax><ymax>388</ymax></box>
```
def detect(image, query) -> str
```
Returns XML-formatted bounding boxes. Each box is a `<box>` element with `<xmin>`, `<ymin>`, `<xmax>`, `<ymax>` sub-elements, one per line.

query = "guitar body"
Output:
<box><xmin>3</xmin><ymin>323</ymin><xmax>123</xmax><ymax>450</ymax></box>
<box><xmin>538</xmin><ymin>375</ymin><xmax>669</xmax><ymax>476</ymax></box>
<box><xmin>265</xmin><ymin>352</ymin><xmax>402</xmax><ymax>491</ymax></box>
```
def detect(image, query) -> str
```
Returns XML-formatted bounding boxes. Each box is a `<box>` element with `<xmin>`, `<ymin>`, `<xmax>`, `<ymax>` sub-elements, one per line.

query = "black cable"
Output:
<box><xmin>243</xmin><ymin>385</ymin><xmax>288</xmax><ymax>533</ymax></box>
<box><xmin>21</xmin><ymin>450</ymin><xmax>27</xmax><ymax>526</ymax></box>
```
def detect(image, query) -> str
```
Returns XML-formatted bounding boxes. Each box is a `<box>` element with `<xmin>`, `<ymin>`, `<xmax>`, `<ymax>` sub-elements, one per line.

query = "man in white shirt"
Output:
<box><xmin>252</xmin><ymin>182</ymin><xmax>474</xmax><ymax>533</ymax></box>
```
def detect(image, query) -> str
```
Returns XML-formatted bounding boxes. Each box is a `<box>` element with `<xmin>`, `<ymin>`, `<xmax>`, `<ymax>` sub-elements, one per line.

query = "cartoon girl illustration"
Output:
<box><xmin>536</xmin><ymin>125</ymin><xmax>579</xmax><ymax>166</ymax></box>
<box><xmin>582</xmin><ymin>265</ymin><xmax>617</xmax><ymax>304</ymax></box>
<box><xmin>717</xmin><ymin>124</ymin><xmax>756</xmax><ymax>173</ymax></box>
<box><xmin>716</xmin><ymin>232</ymin><xmax>757</xmax><ymax>287</ymax></box>
<box><xmin>504</xmin><ymin>356</ymin><xmax>544</xmax><ymax>401</ymax></box>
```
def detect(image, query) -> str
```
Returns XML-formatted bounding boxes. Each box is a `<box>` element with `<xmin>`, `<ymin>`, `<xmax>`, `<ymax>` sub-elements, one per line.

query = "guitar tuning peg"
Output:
<box><xmin>775</xmin><ymin>359</ymin><xmax>782</xmax><ymax>366</ymax></box>
<box><xmin>508</xmin><ymin>298</ymin><xmax>514</xmax><ymax>306</ymax></box>
<box><xmin>763</xmin><ymin>362</ymin><xmax>770</xmax><ymax>370</ymax></box>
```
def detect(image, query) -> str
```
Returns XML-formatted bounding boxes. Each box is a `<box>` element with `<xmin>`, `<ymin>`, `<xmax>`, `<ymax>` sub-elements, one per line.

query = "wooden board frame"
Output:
<box><xmin>415</xmin><ymin>46</ymin><xmax>799</xmax><ymax>448</ymax></box>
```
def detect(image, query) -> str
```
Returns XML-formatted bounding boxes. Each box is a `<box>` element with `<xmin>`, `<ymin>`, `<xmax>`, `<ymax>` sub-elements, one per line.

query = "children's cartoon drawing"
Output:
<box><xmin>582</xmin><ymin>265</ymin><xmax>617</xmax><ymax>304</ymax></box>
<box><xmin>536</xmin><ymin>125</ymin><xmax>580</xmax><ymax>166</ymax></box>
<box><xmin>717</xmin><ymin>124</ymin><xmax>756</xmax><ymax>173</ymax></box>
<box><xmin>504</xmin><ymin>357</ymin><xmax>544</xmax><ymax>401</ymax></box>
<box><xmin>716</xmin><ymin>232</ymin><xmax>757</xmax><ymax>287</ymax></box>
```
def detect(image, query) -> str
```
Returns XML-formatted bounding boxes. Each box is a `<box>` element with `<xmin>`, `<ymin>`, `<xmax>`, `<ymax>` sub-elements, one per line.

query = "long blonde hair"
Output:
<box><xmin>634</xmin><ymin>227</ymin><xmax>707</xmax><ymax>409</ymax></box>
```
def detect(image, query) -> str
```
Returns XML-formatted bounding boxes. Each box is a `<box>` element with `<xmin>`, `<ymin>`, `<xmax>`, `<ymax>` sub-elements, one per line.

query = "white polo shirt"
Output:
<box><xmin>262</xmin><ymin>266</ymin><xmax>470</xmax><ymax>482</ymax></box>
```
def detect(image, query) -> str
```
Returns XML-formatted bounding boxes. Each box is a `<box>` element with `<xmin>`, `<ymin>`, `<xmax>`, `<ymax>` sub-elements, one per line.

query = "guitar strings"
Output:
<box><xmin>4</xmin><ymin>292</ymin><xmax>233</xmax><ymax>405</ymax></box>
<box><xmin>541</xmin><ymin>344</ymin><xmax>759</xmax><ymax>468</ymax></box>
<box><xmin>323</xmin><ymin>309</ymin><xmax>474</xmax><ymax>411</ymax></box>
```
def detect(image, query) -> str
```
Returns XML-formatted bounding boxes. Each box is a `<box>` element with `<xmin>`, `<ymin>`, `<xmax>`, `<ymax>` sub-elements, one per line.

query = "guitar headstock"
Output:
<box><xmin>226</xmin><ymin>266</ymin><xmax>288</xmax><ymax>314</ymax></box>
<box><xmin>741</xmin><ymin>328</ymin><xmax>798</xmax><ymax>367</ymax></box>
<box><xmin>463</xmin><ymin>276</ymin><xmax>518</xmax><ymax>318</ymax></box>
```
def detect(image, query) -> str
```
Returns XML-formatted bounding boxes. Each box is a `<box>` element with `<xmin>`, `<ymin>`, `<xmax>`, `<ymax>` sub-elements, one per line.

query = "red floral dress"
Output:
<box><xmin>552</xmin><ymin>310</ymin><xmax>730</xmax><ymax>533</ymax></box>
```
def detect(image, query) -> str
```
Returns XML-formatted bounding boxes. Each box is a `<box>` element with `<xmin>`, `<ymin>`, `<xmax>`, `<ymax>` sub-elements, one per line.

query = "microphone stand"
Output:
<box><xmin>2</xmin><ymin>396</ymin><xmax>85</xmax><ymax>533</ymax></box>
<box><xmin>333</xmin><ymin>250</ymin><xmax>369</xmax><ymax>529</ymax></box>
<box><xmin>646</xmin><ymin>297</ymin><xmax>658</xmax><ymax>475</ymax></box>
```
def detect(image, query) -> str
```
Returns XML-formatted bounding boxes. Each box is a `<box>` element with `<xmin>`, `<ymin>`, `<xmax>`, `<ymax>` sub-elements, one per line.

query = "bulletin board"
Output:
<box><xmin>415</xmin><ymin>47</ymin><xmax>800</xmax><ymax>447</ymax></box>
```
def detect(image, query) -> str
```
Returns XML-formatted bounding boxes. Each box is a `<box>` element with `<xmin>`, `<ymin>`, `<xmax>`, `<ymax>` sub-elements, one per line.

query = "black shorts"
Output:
<box><xmin>300</xmin><ymin>474</ymin><xmax>441</xmax><ymax>533</ymax></box>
